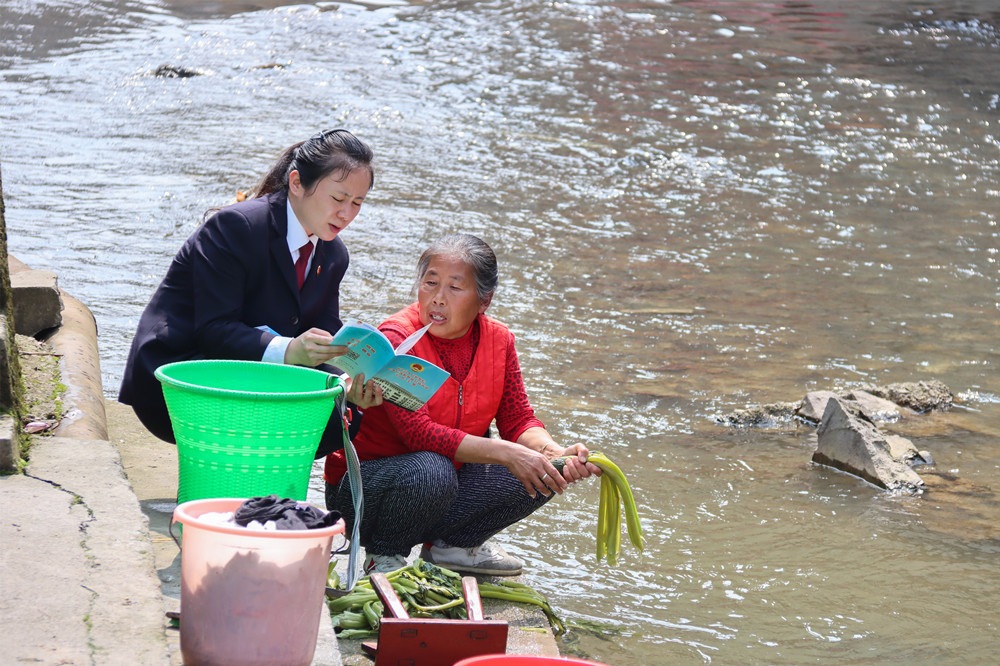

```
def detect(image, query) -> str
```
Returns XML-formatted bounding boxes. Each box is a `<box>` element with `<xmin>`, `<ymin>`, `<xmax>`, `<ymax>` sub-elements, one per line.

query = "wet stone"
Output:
<box><xmin>797</xmin><ymin>390</ymin><xmax>839</xmax><ymax>423</ymax></box>
<box><xmin>858</xmin><ymin>380</ymin><xmax>953</xmax><ymax>413</ymax></box>
<box><xmin>814</xmin><ymin>396</ymin><xmax>924</xmax><ymax>493</ymax></box>
<box><xmin>714</xmin><ymin>401</ymin><xmax>802</xmax><ymax>427</ymax></box>
<box><xmin>844</xmin><ymin>389</ymin><xmax>907</xmax><ymax>422</ymax></box>
<box><xmin>153</xmin><ymin>64</ymin><xmax>201</xmax><ymax>78</ymax></box>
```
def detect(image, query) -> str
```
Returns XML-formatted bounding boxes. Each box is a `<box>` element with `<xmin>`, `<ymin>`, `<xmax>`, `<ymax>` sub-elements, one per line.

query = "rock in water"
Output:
<box><xmin>844</xmin><ymin>389</ymin><xmax>908</xmax><ymax>422</ymax></box>
<box><xmin>153</xmin><ymin>64</ymin><xmax>200</xmax><ymax>78</ymax></box>
<box><xmin>797</xmin><ymin>390</ymin><xmax>840</xmax><ymax>423</ymax></box>
<box><xmin>859</xmin><ymin>380</ymin><xmax>953</xmax><ymax>413</ymax></box>
<box><xmin>813</xmin><ymin>396</ymin><xmax>924</xmax><ymax>492</ymax></box>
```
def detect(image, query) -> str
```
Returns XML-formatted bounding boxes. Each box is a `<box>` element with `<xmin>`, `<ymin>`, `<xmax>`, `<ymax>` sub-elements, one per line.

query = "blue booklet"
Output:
<box><xmin>330</xmin><ymin>320</ymin><xmax>450</xmax><ymax>411</ymax></box>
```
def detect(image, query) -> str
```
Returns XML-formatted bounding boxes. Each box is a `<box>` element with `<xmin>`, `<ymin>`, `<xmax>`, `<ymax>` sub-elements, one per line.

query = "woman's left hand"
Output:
<box><xmin>551</xmin><ymin>443</ymin><xmax>602</xmax><ymax>483</ymax></box>
<box><xmin>344</xmin><ymin>373</ymin><xmax>383</xmax><ymax>410</ymax></box>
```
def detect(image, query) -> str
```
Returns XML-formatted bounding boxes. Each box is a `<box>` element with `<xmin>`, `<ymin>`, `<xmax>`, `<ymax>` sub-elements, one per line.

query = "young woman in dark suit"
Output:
<box><xmin>119</xmin><ymin>129</ymin><xmax>383</xmax><ymax>451</ymax></box>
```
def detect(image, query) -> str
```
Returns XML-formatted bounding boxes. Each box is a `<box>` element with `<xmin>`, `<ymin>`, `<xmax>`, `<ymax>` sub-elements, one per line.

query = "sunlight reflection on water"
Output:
<box><xmin>3</xmin><ymin>0</ymin><xmax>1000</xmax><ymax>662</ymax></box>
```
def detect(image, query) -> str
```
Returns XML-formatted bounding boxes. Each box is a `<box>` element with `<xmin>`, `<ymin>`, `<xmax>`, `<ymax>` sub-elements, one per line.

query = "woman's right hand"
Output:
<box><xmin>500</xmin><ymin>443</ymin><xmax>568</xmax><ymax>498</ymax></box>
<box><xmin>284</xmin><ymin>328</ymin><xmax>345</xmax><ymax>367</ymax></box>
<box><xmin>455</xmin><ymin>435</ymin><xmax>568</xmax><ymax>498</ymax></box>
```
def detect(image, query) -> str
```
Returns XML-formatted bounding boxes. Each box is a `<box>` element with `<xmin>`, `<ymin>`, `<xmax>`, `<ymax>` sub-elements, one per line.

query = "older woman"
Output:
<box><xmin>324</xmin><ymin>233</ymin><xmax>598</xmax><ymax>575</ymax></box>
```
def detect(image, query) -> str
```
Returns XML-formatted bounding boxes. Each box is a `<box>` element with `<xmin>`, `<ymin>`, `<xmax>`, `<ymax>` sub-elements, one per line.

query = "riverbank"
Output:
<box><xmin>2</xmin><ymin>260</ymin><xmax>560</xmax><ymax>664</ymax></box>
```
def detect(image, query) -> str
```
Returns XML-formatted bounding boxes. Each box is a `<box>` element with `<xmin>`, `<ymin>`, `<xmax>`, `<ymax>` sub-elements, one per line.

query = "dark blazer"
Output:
<box><xmin>119</xmin><ymin>190</ymin><xmax>349</xmax><ymax>442</ymax></box>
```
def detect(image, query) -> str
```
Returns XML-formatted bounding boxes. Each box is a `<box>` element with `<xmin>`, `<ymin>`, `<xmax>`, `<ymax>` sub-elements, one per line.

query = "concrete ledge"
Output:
<box><xmin>2</xmin><ymin>256</ymin><xmax>161</xmax><ymax>662</ymax></box>
<box><xmin>49</xmin><ymin>289</ymin><xmax>108</xmax><ymax>440</ymax></box>
<box><xmin>0</xmin><ymin>470</ymin><xmax>93</xmax><ymax>663</ymax></box>
<box><xmin>11</xmin><ymin>267</ymin><xmax>62</xmax><ymax>336</ymax></box>
<box><xmin>8</xmin><ymin>255</ymin><xmax>30</xmax><ymax>274</ymax></box>
<box><xmin>9</xmin><ymin>253</ymin><xmax>109</xmax><ymax>441</ymax></box>
<box><xmin>5</xmin><ymin>436</ymin><xmax>168</xmax><ymax>665</ymax></box>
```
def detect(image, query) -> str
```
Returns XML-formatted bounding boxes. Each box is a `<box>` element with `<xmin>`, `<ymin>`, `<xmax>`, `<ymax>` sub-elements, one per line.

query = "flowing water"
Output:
<box><xmin>2</xmin><ymin>0</ymin><xmax>999</xmax><ymax>662</ymax></box>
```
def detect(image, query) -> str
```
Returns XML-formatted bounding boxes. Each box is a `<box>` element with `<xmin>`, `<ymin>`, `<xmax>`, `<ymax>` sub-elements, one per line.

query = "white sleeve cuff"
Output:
<box><xmin>262</xmin><ymin>335</ymin><xmax>292</xmax><ymax>364</ymax></box>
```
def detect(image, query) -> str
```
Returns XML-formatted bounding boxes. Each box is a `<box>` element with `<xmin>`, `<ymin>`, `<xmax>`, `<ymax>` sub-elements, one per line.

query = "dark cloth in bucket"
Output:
<box><xmin>235</xmin><ymin>495</ymin><xmax>342</xmax><ymax>530</ymax></box>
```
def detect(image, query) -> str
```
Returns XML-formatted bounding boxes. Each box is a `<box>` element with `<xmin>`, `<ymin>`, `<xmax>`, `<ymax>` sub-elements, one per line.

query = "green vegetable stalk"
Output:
<box><xmin>553</xmin><ymin>452</ymin><xmax>645</xmax><ymax>564</ymax></box>
<box><xmin>326</xmin><ymin>559</ymin><xmax>567</xmax><ymax>636</ymax></box>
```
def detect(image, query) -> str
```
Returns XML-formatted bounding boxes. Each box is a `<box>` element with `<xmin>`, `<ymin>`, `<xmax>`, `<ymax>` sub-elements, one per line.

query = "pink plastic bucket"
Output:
<box><xmin>454</xmin><ymin>657</ymin><xmax>611</xmax><ymax>666</ymax></box>
<box><xmin>173</xmin><ymin>498</ymin><xmax>344</xmax><ymax>666</ymax></box>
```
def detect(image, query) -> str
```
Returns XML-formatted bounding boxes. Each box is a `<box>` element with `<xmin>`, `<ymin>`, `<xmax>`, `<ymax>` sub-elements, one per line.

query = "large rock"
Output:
<box><xmin>11</xmin><ymin>267</ymin><xmax>62</xmax><ymax>336</ymax></box>
<box><xmin>813</xmin><ymin>396</ymin><xmax>924</xmax><ymax>492</ymax></box>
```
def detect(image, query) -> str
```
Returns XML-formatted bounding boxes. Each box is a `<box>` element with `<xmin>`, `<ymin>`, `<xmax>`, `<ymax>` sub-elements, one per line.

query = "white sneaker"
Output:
<box><xmin>363</xmin><ymin>552</ymin><xmax>407</xmax><ymax>575</ymax></box>
<box><xmin>419</xmin><ymin>540</ymin><xmax>523</xmax><ymax>576</ymax></box>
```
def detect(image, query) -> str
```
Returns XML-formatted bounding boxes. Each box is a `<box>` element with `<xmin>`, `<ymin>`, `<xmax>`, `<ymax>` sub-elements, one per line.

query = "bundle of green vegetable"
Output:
<box><xmin>553</xmin><ymin>452</ymin><xmax>644</xmax><ymax>565</ymax></box>
<box><xmin>326</xmin><ymin>558</ymin><xmax>566</xmax><ymax>638</ymax></box>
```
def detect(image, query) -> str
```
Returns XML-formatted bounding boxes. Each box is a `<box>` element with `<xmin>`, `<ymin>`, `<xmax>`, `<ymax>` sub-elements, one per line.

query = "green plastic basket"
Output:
<box><xmin>154</xmin><ymin>360</ymin><xmax>343</xmax><ymax>504</ymax></box>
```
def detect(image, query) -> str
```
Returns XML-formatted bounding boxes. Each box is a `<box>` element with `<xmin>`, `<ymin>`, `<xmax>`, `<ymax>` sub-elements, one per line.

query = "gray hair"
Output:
<box><xmin>414</xmin><ymin>233</ymin><xmax>499</xmax><ymax>303</ymax></box>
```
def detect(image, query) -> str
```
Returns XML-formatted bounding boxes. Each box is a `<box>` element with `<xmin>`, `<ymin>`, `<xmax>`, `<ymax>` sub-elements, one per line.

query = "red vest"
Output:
<box><xmin>324</xmin><ymin>303</ymin><xmax>509</xmax><ymax>484</ymax></box>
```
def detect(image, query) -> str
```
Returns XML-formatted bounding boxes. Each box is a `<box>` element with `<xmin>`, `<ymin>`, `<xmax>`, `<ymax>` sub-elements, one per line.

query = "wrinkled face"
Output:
<box><xmin>288</xmin><ymin>167</ymin><xmax>369</xmax><ymax>241</ymax></box>
<box><xmin>417</xmin><ymin>255</ymin><xmax>489</xmax><ymax>340</ymax></box>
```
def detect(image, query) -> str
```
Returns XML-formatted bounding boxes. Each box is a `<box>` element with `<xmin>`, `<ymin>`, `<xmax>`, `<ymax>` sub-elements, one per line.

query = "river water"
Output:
<box><xmin>2</xmin><ymin>0</ymin><xmax>998</xmax><ymax>663</ymax></box>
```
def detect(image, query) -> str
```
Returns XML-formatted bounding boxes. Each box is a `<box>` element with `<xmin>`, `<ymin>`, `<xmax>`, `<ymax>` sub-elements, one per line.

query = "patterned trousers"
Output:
<box><xmin>325</xmin><ymin>450</ymin><xmax>553</xmax><ymax>556</ymax></box>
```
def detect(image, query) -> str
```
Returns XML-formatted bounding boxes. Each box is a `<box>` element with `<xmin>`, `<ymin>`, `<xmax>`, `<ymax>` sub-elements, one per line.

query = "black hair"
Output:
<box><xmin>252</xmin><ymin>129</ymin><xmax>374</xmax><ymax>198</ymax></box>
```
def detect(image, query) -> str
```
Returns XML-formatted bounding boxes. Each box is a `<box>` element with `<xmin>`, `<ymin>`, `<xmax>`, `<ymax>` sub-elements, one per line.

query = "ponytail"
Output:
<box><xmin>251</xmin><ymin>129</ymin><xmax>374</xmax><ymax>198</ymax></box>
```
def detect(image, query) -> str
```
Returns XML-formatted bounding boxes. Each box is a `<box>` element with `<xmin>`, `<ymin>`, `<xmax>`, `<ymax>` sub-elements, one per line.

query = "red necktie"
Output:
<box><xmin>295</xmin><ymin>242</ymin><xmax>313</xmax><ymax>289</ymax></box>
